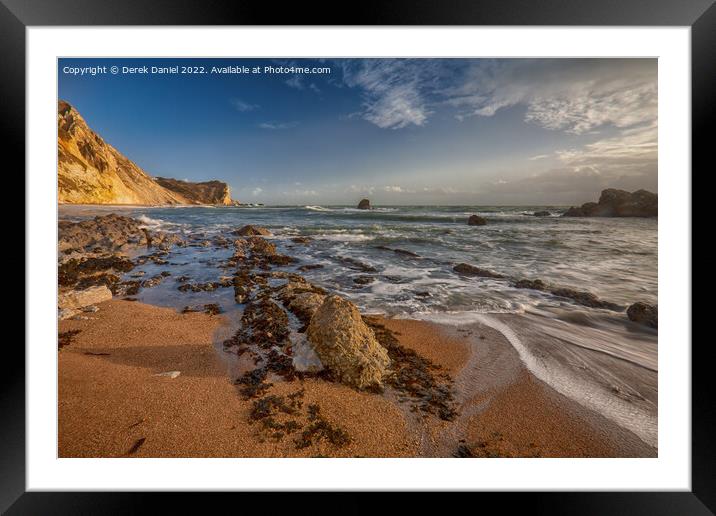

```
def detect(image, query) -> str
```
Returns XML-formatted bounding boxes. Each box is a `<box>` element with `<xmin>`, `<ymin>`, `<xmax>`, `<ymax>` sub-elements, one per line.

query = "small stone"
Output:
<box><xmin>153</xmin><ymin>371</ymin><xmax>181</xmax><ymax>379</ymax></box>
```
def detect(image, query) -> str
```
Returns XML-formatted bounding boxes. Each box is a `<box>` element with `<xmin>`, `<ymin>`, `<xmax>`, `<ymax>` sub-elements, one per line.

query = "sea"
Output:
<box><xmin>59</xmin><ymin>204</ymin><xmax>659</xmax><ymax>447</ymax></box>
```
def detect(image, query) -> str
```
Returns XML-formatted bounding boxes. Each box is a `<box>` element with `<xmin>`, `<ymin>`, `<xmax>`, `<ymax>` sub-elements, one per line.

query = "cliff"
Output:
<box><xmin>57</xmin><ymin>100</ymin><xmax>235</xmax><ymax>205</ymax></box>
<box><xmin>154</xmin><ymin>178</ymin><xmax>233</xmax><ymax>206</ymax></box>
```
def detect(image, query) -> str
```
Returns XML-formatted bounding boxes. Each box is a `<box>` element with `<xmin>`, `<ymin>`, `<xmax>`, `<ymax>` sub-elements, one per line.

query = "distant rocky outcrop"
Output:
<box><xmin>357</xmin><ymin>199</ymin><xmax>371</xmax><ymax>210</ymax></box>
<box><xmin>533</xmin><ymin>211</ymin><xmax>551</xmax><ymax>217</ymax></box>
<box><xmin>154</xmin><ymin>177</ymin><xmax>233</xmax><ymax>205</ymax></box>
<box><xmin>58</xmin><ymin>100</ymin><xmax>235</xmax><ymax>205</ymax></box>
<box><xmin>306</xmin><ymin>295</ymin><xmax>391</xmax><ymax>390</ymax></box>
<box><xmin>563</xmin><ymin>189</ymin><xmax>657</xmax><ymax>217</ymax></box>
<box><xmin>467</xmin><ymin>215</ymin><xmax>487</xmax><ymax>226</ymax></box>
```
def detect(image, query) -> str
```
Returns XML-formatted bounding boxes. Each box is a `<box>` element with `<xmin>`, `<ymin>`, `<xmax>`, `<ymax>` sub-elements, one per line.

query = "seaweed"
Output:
<box><xmin>58</xmin><ymin>329</ymin><xmax>81</xmax><ymax>349</ymax></box>
<box><xmin>294</xmin><ymin>417</ymin><xmax>351</xmax><ymax>449</ymax></box>
<box><xmin>364</xmin><ymin>317</ymin><xmax>459</xmax><ymax>421</ymax></box>
<box><xmin>235</xmin><ymin>368</ymin><xmax>272</xmax><ymax>399</ymax></box>
<box><xmin>126</xmin><ymin>437</ymin><xmax>146</xmax><ymax>455</ymax></box>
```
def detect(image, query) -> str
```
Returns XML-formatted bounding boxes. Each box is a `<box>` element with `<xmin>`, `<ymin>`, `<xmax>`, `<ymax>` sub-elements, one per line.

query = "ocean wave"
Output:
<box><xmin>136</xmin><ymin>214</ymin><xmax>165</xmax><ymax>227</ymax></box>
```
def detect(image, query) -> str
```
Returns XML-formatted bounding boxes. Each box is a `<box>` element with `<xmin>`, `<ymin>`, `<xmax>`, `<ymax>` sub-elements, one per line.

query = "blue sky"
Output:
<box><xmin>58</xmin><ymin>58</ymin><xmax>657</xmax><ymax>205</ymax></box>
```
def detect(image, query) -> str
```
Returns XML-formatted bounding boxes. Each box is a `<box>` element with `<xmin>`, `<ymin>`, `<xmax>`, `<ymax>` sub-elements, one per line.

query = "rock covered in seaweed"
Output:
<box><xmin>453</xmin><ymin>263</ymin><xmax>504</xmax><ymax>278</ymax></box>
<box><xmin>306</xmin><ymin>295</ymin><xmax>391</xmax><ymax>390</ymax></box>
<box><xmin>357</xmin><ymin>199</ymin><xmax>371</xmax><ymax>210</ymax></box>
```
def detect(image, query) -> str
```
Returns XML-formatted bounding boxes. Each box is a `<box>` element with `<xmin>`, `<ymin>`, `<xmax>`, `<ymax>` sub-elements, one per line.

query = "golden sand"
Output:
<box><xmin>58</xmin><ymin>300</ymin><xmax>655</xmax><ymax>458</ymax></box>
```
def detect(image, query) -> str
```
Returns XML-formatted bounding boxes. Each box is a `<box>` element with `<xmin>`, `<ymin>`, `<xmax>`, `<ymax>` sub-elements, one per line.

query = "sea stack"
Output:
<box><xmin>467</xmin><ymin>215</ymin><xmax>487</xmax><ymax>226</ymax></box>
<box><xmin>357</xmin><ymin>199</ymin><xmax>371</xmax><ymax>210</ymax></box>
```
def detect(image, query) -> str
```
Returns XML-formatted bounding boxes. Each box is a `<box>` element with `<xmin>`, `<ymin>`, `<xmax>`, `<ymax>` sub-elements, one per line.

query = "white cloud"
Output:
<box><xmin>339</xmin><ymin>59</ymin><xmax>656</xmax><ymax>141</ymax></box>
<box><xmin>447</xmin><ymin>59</ymin><xmax>657</xmax><ymax>135</ymax></box>
<box><xmin>258</xmin><ymin>121</ymin><xmax>299</xmax><ymax>130</ymax></box>
<box><xmin>252</xmin><ymin>187</ymin><xmax>263</xmax><ymax>196</ymax></box>
<box><xmin>230</xmin><ymin>98</ymin><xmax>259</xmax><ymax>112</ymax></box>
<box><xmin>528</xmin><ymin>154</ymin><xmax>550</xmax><ymax>161</ymax></box>
<box><xmin>286</xmin><ymin>75</ymin><xmax>322</xmax><ymax>94</ymax></box>
<box><xmin>340</xmin><ymin>60</ymin><xmax>440</xmax><ymax>129</ymax></box>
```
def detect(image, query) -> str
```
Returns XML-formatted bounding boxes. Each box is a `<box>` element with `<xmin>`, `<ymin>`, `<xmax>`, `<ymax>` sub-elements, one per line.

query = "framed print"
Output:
<box><xmin>6</xmin><ymin>0</ymin><xmax>713</xmax><ymax>512</ymax></box>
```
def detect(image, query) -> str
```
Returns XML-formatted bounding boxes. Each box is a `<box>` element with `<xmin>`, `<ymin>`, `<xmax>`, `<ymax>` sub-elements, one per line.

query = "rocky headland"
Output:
<box><xmin>563</xmin><ymin>189</ymin><xmax>657</xmax><ymax>217</ymax></box>
<box><xmin>58</xmin><ymin>100</ymin><xmax>236</xmax><ymax>206</ymax></box>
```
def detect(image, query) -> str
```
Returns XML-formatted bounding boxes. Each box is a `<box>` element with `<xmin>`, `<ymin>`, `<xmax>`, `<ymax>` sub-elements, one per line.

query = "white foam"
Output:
<box><xmin>136</xmin><ymin>214</ymin><xmax>165</xmax><ymax>228</ymax></box>
<box><xmin>471</xmin><ymin>314</ymin><xmax>658</xmax><ymax>448</ymax></box>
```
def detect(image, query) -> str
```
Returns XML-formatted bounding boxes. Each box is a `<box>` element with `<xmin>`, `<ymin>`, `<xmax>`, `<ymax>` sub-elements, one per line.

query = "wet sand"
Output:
<box><xmin>58</xmin><ymin>300</ymin><xmax>656</xmax><ymax>457</ymax></box>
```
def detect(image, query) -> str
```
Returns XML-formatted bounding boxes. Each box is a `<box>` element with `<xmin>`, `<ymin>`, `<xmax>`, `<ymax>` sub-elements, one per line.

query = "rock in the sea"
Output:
<box><xmin>563</xmin><ymin>189</ymin><xmax>657</xmax><ymax>217</ymax></box>
<box><xmin>513</xmin><ymin>278</ymin><xmax>549</xmax><ymax>291</ymax></box>
<box><xmin>306</xmin><ymin>295</ymin><xmax>391</xmax><ymax>390</ymax></box>
<box><xmin>357</xmin><ymin>199</ymin><xmax>371</xmax><ymax>210</ymax></box>
<box><xmin>627</xmin><ymin>302</ymin><xmax>658</xmax><ymax>328</ymax></box>
<box><xmin>467</xmin><ymin>215</ymin><xmax>487</xmax><ymax>226</ymax></box>
<box><xmin>58</xmin><ymin>285</ymin><xmax>112</xmax><ymax>310</ymax></box>
<box><xmin>453</xmin><ymin>263</ymin><xmax>505</xmax><ymax>278</ymax></box>
<box><xmin>246</xmin><ymin>236</ymin><xmax>277</xmax><ymax>256</ymax></box>
<box><xmin>533</xmin><ymin>210</ymin><xmax>551</xmax><ymax>217</ymax></box>
<box><xmin>234</xmin><ymin>225</ymin><xmax>272</xmax><ymax>237</ymax></box>
<box><xmin>550</xmin><ymin>287</ymin><xmax>622</xmax><ymax>311</ymax></box>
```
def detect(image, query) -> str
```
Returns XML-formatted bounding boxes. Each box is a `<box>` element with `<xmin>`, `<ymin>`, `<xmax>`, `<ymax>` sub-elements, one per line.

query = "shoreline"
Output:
<box><xmin>58</xmin><ymin>299</ymin><xmax>655</xmax><ymax>458</ymax></box>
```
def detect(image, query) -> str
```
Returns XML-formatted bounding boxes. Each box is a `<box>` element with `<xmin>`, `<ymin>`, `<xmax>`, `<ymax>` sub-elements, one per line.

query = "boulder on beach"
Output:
<box><xmin>533</xmin><ymin>211</ymin><xmax>551</xmax><ymax>217</ymax></box>
<box><xmin>467</xmin><ymin>215</ymin><xmax>487</xmax><ymax>226</ymax></box>
<box><xmin>357</xmin><ymin>199</ymin><xmax>371</xmax><ymax>210</ymax></box>
<box><xmin>627</xmin><ymin>302</ymin><xmax>658</xmax><ymax>329</ymax></box>
<box><xmin>306</xmin><ymin>295</ymin><xmax>391</xmax><ymax>390</ymax></box>
<box><xmin>563</xmin><ymin>189</ymin><xmax>657</xmax><ymax>217</ymax></box>
<box><xmin>58</xmin><ymin>285</ymin><xmax>112</xmax><ymax>310</ymax></box>
<box><xmin>453</xmin><ymin>263</ymin><xmax>504</xmax><ymax>278</ymax></box>
<box><xmin>234</xmin><ymin>225</ymin><xmax>272</xmax><ymax>237</ymax></box>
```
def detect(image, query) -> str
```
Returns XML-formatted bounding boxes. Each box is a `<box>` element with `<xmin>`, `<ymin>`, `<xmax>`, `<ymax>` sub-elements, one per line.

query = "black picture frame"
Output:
<box><xmin>5</xmin><ymin>0</ymin><xmax>712</xmax><ymax>513</ymax></box>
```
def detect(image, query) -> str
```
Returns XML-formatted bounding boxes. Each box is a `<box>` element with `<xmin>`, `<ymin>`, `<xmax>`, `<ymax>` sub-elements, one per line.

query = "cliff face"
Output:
<box><xmin>58</xmin><ymin>100</ymin><xmax>235</xmax><ymax>205</ymax></box>
<box><xmin>154</xmin><ymin>178</ymin><xmax>233</xmax><ymax>205</ymax></box>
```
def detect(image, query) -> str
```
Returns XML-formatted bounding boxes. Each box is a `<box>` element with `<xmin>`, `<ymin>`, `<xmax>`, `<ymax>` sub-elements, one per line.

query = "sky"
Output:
<box><xmin>58</xmin><ymin>58</ymin><xmax>657</xmax><ymax>205</ymax></box>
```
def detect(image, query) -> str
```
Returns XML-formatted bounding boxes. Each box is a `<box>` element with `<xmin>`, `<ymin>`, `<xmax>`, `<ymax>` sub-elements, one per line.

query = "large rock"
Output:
<box><xmin>533</xmin><ymin>210</ymin><xmax>551</xmax><ymax>217</ymax></box>
<box><xmin>234</xmin><ymin>225</ymin><xmax>272</xmax><ymax>237</ymax></box>
<box><xmin>467</xmin><ymin>215</ymin><xmax>487</xmax><ymax>226</ymax></box>
<box><xmin>288</xmin><ymin>292</ymin><xmax>326</xmax><ymax>323</ymax></box>
<box><xmin>627</xmin><ymin>302</ymin><xmax>658</xmax><ymax>328</ymax></box>
<box><xmin>58</xmin><ymin>285</ymin><xmax>112</xmax><ymax>310</ymax></box>
<box><xmin>306</xmin><ymin>295</ymin><xmax>391</xmax><ymax>390</ymax></box>
<box><xmin>357</xmin><ymin>199</ymin><xmax>371</xmax><ymax>210</ymax></box>
<box><xmin>563</xmin><ymin>189</ymin><xmax>657</xmax><ymax>217</ymax></box>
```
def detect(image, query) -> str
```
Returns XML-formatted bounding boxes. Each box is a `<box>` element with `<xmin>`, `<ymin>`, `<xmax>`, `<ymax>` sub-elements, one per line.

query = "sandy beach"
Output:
<box><xmin>58</xmin><ymin>299</ymin><xmax>655</xmax><ymax>458</ymax></box>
